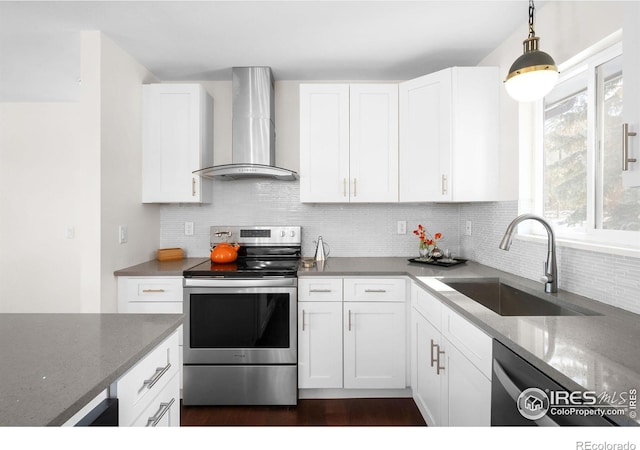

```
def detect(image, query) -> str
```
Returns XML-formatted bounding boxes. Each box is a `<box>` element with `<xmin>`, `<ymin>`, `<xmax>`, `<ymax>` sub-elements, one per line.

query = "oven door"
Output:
<box><xmin>183</xmin><ymin>278</ymin><xmax>297</xmax><ymax>365</ymax></box>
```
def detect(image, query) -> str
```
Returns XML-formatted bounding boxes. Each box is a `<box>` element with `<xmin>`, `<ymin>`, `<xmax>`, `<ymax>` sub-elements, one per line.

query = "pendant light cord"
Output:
<box><xmin>528</xmin><ymin>0</ymin><xmax>536</xmax><ymax>38</ymax></box>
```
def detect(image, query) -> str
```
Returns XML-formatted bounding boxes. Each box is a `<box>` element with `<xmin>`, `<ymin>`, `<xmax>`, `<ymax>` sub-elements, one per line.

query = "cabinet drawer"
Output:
<box><xmin>412</xmin><ymin>284</ymin><xmax>441</xmax><ymax>329</ymax></box>
<box><xmin>117</xmin><ymin>330</ymin><xmax>180</xmax><ymax>426</ymax></box>
<box><xmin>441</xmin><ymin>306</ymin><xmax>492</xmax><ymax>379</ymax></box>
<box><xmin>130</xmin><ymin>371</ymin><xmax>180</xmax><ymax>427</ymax></box>
<box><xmin>343</xmin><ymin>278</ymin><xmax>406</xmax><ymax>302</ymax></box>
<box><xmin>298</xmin><ymin>278</ymin><xmax>343</xmax><ymax>301</ymax></box>
<box><xmin>120</xmin><ymin>277</ymin><xmax>183</xmax><ymax>302</ymax></box>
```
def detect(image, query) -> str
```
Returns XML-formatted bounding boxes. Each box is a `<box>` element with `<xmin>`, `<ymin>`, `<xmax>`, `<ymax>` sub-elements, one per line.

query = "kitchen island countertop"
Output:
<box><xmin>0</xmin><ymin>313</ymin><xmax>183</xmax><ymax>426</ymax></box>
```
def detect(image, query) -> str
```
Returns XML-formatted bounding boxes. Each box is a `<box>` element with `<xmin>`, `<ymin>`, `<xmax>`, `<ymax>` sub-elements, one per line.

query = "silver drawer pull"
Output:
<box><xmin>142</xmin><ymin>289</ymin><xmax>166</xmax><ymax>293</ymax></box>
<box><xmin>146</xmin><ymin>398</ymin><xmax>175</xmax><ymax>427</ymax></box>
<box><xmin>143</xmin><ymin>362</ymin><xmax>171</xmax><ymax>389</ymax></box>
<box><xmin>309</xmin><ymin>289</ymin><xmax>332</xmax><ymax>293</ymax></box>
<box><xmin>364</xmin><ymin>289</ymin><xmax>387</xmax><ymax>293</ymax></box>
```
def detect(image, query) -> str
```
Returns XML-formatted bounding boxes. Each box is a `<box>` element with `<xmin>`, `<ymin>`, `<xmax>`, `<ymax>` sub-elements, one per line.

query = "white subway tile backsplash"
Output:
<box><xmin>160</xmin><ymin>179</ymin><xmax>461</xmax><ymax>259</ymax></box>
<box><xmin>160</xmin><ymin>183</ymin><xmax>640</xmax><ymax>314</ymax></box>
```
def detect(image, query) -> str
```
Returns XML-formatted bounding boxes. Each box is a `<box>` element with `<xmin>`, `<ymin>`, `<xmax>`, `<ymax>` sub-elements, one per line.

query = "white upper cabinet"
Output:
<box><xmin>349</xmin><ymin>85</ymin><xmax>399</xmax><ymax>202</ymax></box>
<box><xmin>623</xmin><ymin>3</ymin><xmax>640</xmax><ymax>187</ymax></box>
<box><xmin>142</xmin><ymin>83</ymin><xmax>213</xmax><ymax>203</ymax></box>
<box><xmin>299</xmin><ymin>84</ymin><xmax>350</xmax><ymax>202</ymax></box>
<box><xmin>399</xmin><ymin>67</ymin><xmax>500</xmax><ymax>202</ymax></box>
<box><xmin>300</xmin><ymin>83</ymin><xmax>399</xmax><ymax>203</ymax></box>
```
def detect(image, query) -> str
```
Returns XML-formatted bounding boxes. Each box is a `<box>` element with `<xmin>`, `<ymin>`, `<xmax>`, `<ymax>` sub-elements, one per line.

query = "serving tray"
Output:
<box><xmin>407</xmin><ymin>257</ymin><xmax>467</xmax><ymax>268</ymax></box>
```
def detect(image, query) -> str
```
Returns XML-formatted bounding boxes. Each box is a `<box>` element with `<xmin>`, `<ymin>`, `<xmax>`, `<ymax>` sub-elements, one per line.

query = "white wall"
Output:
<box><xmin>100</xmin><ymin>34</ymin><xmax>159</xmax><ymax>313</ymax></box>
<box><xmin>0</xmin><ymin>32</ymin><xmax>101</xmax><ymax>312</ymax></box>
<box><xmin>0</xmin><ymin>32</ymin><xmax>159</xmax><ymax>313</ymax></box>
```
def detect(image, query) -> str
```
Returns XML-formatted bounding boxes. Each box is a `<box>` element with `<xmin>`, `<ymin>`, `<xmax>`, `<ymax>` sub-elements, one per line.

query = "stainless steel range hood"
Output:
<box><xmin>193</xmin><ymin>67</ymin><xmax>298</xmax><ymax>181</ymax></box>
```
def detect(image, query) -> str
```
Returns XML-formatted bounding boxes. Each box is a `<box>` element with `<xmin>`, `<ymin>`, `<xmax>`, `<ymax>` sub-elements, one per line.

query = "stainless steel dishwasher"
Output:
<box><xmin>491</xmin><ymin>340</ymin><xmax>617</xmax><ymax>426</ymax></box>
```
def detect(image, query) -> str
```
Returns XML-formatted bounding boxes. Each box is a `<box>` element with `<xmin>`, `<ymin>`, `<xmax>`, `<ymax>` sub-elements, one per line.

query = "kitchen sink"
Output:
<box><xmin>439</xmin><ymin>278</ymin><xmax>598</xmax><ymax>317</ymax></box>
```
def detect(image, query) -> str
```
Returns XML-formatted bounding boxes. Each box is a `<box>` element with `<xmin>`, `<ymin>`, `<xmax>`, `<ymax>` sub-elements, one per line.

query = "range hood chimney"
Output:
<box><xmin>193</xmin><ymin>67</ymin><xmax>298</xmax><ymax>181</ymax></box>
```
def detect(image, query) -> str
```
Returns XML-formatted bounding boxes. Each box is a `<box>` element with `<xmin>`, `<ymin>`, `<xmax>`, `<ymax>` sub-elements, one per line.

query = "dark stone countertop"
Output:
<box><xmin>113</xmin><ymin>257</ymin><xmax>208</xmax><ymax>277</ymax></box>
<box><xmin>0</xmin><ymin>313</ymin><xmax>183</xmax><ymax>426</ymax></box>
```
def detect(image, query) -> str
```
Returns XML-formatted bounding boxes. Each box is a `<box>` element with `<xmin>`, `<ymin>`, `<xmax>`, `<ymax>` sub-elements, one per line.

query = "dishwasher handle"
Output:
<box><xmin>493</xmin><ymin>359</ymin><xmax>559</xmax><ymax>427</ymax></box>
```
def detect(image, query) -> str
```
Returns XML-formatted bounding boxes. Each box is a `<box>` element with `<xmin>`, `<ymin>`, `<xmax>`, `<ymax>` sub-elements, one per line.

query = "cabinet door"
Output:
<box><xmin>449</xmin><ymin>67</ymin><xmax>500</xmax><ymax>201</ymax></box>
<box><xmin>300</xmin><ymin>84</ymin><xmax>350</xmax><ymax>202</ymax></box>
<box><xmin>142</xmin><ymin>84</ymin><xmax>212</xmax><ymax>203</ymax></box>
<box><xmin>411</xmin><ymin>308</ymin><xmax>443</xmax><ymax>426</ymax></box>
<box><xmin>399</xmin><ymin>70</ymin><xmax>452</xmax><ymax>202</ymax></box>
<box><xmin>298</xmin><ymin>302</ymin><xmax>343</xmax><ymax>389</ymax></box>
<box><xmin>442</xmin><ymin>338</ymin><xmax>491</xmax><ymax>426</ymax></box>
<box><xmin>349</xmin><ymin>84</ymin><xmax>399</xmax><ymax>202</ymax></box>
<box><xmin>343</xmin><ymin>302</ymin><xmax>405</xmax><ymax>389</ymax></box>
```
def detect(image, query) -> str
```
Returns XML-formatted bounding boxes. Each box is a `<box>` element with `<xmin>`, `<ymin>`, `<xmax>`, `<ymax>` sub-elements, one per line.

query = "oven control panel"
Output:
<box><xmin>211</xmin><ymin>226</ymin><xmax>301</xmax><ymax>246</ymax></box>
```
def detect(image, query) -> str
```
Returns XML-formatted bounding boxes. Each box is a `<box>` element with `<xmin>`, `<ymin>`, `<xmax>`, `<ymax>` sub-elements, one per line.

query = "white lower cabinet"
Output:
<box><xmin>117</xmin><ymin>276</ymin><xmax>184</xmax><ymax>396</ymax></box>
<box><xmin>343</xmin><ymin>301</ymin><xmax>406</xmax><ymax>389</ymax></box>
<box><xmin>298</xmin><ymin>301</ymin><xmax>343</xmax><ymax>388</ymax></box>
<box><xmin>411</xmin><ymin>283</ymin><xmax>491</xmax><ymax>426</ymax></box>
<box><xmin>116</xmin><ymin>329</ymin><xmax>180</xmax><ymax>427</ymax></box>
<box><xmin>298</xmin><ymin>277</ymin><xmax>407</xmax><ymax>391</ymax></box>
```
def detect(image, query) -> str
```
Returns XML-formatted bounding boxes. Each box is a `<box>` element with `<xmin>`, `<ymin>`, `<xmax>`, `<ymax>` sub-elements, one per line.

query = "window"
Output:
<box><xmin>533</xmin><ymin>41</ymin><xmax>640</xmax><ymax>249</ymax></box>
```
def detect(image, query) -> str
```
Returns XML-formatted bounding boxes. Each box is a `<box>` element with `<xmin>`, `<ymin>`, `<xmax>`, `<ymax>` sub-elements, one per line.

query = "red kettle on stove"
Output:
<box><xmin>210</xmin><ymin>242</ymin><xmax>240</xmax><ymax>263</ymax></box>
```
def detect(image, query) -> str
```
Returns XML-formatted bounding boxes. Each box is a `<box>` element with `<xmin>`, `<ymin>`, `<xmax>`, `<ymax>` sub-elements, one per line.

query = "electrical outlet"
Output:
<box><xmin>185</xmin><ymin>221</ymin><xmax>194</xmax><ymax>236</ymax></box>
<box><xmin>118</xmin><ymin>225</ymin><xmax>128</xmax><ymax>244</ymax></box>
<box><xmin>465</xmin><ymin>220</ymin><xmax>472</xmax><ymax>236</ymax></box>
<box><xmin>397</xmin><ymin>220</ymin><xmax>407</xmax><ymax>235</ymax></box>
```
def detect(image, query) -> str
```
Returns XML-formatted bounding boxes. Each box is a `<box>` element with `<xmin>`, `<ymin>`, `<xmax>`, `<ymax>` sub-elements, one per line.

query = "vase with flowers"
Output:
<box><xmin>413</xmin><ymin>224</ymin><xmax>443</xmax><ymax>260</ymax></box>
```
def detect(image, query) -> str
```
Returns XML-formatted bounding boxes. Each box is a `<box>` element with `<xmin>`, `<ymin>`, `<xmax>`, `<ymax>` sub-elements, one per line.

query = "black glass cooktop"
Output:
<box><xmin>184</xmin><ymin>258</ymin><xmax>300</xmax><ymax>278</ymax></box>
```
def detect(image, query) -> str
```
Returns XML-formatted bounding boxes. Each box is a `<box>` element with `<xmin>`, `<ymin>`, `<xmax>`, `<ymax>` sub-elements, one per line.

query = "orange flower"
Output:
<box><xmin>412</xmin><ymin>224</ymin><xmax>443</xmax><ymax>248</ymax></box>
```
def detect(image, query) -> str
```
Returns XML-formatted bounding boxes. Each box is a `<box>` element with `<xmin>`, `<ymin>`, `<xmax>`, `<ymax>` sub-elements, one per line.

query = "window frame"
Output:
<box><xmin>524</xmin><ymin>37</ymin><xmax>640</xmax><ymax>255</ymax></box>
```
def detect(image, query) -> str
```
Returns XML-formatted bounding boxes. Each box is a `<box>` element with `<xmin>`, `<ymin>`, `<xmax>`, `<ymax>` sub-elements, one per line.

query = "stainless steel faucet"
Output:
<box><xmin>499</xmin><ymin>213</ymin><xmax>558</xmax><ymax>293</ymax></box>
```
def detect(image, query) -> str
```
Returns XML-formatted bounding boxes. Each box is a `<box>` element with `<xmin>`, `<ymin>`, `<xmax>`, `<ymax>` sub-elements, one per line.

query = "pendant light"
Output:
<box><xmin>505</xmin><ymin>0</ymin><xmax>558</xmax><ymax>102</ymax></box>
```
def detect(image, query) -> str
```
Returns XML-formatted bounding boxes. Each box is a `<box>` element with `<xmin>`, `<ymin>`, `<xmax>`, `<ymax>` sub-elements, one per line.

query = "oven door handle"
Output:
<box><xmin>184</xmin><ymin>278</ymin><xmax>297</xmax><ymax>288</ymax></box>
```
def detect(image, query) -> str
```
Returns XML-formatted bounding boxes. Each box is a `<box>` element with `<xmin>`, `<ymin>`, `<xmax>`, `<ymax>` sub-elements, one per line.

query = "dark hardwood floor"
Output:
<box><xmin>181</xmin><ymin>398</ymin><xmax>426</xmax><ymax>426</ymax></box>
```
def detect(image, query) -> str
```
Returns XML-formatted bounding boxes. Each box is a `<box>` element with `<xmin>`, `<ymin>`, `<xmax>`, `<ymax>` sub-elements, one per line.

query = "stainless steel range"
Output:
<box><xmin>182</xmin><ymin>225</ymin><xmax>300</xmax><ymax>406</ymax></box>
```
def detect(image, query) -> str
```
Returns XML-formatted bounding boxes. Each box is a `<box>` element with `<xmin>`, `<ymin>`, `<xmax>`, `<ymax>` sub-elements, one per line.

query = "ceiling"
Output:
<box><xmin>0</xmin><ymin>1</ymin><xmax>528</xmax><ymax>100</ymax></box>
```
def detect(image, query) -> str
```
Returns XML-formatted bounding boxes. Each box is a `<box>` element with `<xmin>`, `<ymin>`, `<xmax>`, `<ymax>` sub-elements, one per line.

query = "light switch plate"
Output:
<box><xmin>185</xmin><ymin>221</ymin><xmax>194</xmax><ymax>236</ymax></box>
<box><xmin>397</xmin><ymin>220</ymin><xmax>407</xmax><ymax>235</ymax></box>
<box><xmin>118</xmin><ymin>225</ymin><xmax>128</xmax><ymax>244</ymax></box>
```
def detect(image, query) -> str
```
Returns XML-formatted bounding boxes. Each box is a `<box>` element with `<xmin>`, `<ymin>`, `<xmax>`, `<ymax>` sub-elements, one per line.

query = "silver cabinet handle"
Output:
<box><xmin>348</xmin><ymin>309</ymin><xmax>352</xmax><ymax>331</ymax></box>
<box><xmin>364</xmin><ymin>289</ymin><xmax>387</xmax><ymax>293</ymax></box>
<box><xmin>623</xmin><ymin>123</ymin><xmax>637</xmax><ymax>171</ymax></box>
<box><xmin>436</xmin><ymin>347</ymin><xmax>445</xmax><ymax>375</ymax></box>
<box><xmin>143</xmin><ymin>362</ymin><xmax>171</xmax><ymax>389</ymax></box>
<box><xmin>142</xmin><ymin>289</ymin><xmax>165</xmax><ymax>293</ymax></box>
<box><xmin>192</xmin><ymin>177</ymin><xmax>196</xmax><ymax>196</ymax></box>
<box><xmin>441</xmin><ymin>174</ymin><xmax>448</xmax><ymax>195</ymax></box>
<box><xmin>146</xmin><ymin>398</ymin><xmax>175</xmax><ymax>427</ymax></box>
<box><xmin>343</xmin><ymin>178</ymin><xmax>347</xmax><ymax>197</ymax></box>
<box><xmin>309</xmin><ymin>289</ymin><xmax>332</xmax><ymax>293</ymax></box>
<box><xmin>430</xmin><ymin>339</ymin><xmax>438</xmax><ymax>367</ymax></box>
<box><xmin>302</xmin><ymin>309</ymin><xmax>305</xmax><ymax>331</ymax></box>
<box><xmin>353</xmin><ymin>178</ymin><xmax>357</xmax><ymax>197</ymax></box>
